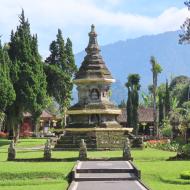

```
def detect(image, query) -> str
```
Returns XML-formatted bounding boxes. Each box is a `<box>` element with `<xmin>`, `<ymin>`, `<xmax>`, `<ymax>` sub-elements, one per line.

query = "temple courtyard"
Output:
<box><xmin>0</xmin><ymin>138</ymin><xmax>190</xmax><ymax>190</ymax></box>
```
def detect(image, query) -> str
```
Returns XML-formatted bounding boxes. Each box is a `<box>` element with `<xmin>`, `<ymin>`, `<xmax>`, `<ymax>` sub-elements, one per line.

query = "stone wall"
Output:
<box><xmin>55</xmin><ymin>130</ymin><xmax>128</xmax><ymax>150</ymax></box>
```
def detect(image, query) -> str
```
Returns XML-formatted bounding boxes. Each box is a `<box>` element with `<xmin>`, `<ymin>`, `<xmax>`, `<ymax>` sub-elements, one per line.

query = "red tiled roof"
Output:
<box><xmin>117</xmin><ymin>107</ymin><xmax>154</xmax><ymax>123</ymax></box>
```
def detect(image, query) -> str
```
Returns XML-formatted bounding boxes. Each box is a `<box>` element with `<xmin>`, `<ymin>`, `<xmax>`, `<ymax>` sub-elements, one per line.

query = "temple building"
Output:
<box><xmin>55</xmin><ymin>25</ymin><xmax>131</xmax><ymax>149</ymax></box>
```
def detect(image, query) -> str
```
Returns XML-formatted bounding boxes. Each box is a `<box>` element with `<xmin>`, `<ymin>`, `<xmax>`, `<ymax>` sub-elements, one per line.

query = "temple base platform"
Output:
<box><xmin>54</xmin><ymin>128</ymin><xmax>132</xmax><ymax>150</ymax></box>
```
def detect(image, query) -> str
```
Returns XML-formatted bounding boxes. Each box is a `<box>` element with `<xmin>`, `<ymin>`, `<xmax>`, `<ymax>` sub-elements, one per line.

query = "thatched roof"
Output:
<box><xmin>117</xmin><ymin>107</ymin><xmax>154</xmax><ymax>123</ymax></box>
<box><xmin>23</xmin><ymin>110</ymin><xmax>54</xmax><ymax>119</ymax></box>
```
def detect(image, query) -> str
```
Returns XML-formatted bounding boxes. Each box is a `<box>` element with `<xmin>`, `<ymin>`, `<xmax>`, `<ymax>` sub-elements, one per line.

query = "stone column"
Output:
<box><xmin>123</xmin><ymin>138</ymin><xmax>132</xmax><ymax>160</ymax></box>
<box><xmin>79</xmin><ymin>139</ymin><xmax>87</xmax><ymax>160</ymax></box>
<box><xmin>7</xmin><ymin>140</ymin><xmax>16</xmax><ymax>161</ymax></box>
<box><xmin>44</xmin><ymin>139</ymin><xmax>51</xmax><ymax>160</ymax></box>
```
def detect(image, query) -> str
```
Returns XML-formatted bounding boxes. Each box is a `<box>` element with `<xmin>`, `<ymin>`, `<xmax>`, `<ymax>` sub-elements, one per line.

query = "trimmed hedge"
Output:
<box><xmin>180</xmin><ymin>171</ymin><xmax>190</xmax><ymax>180</ymax></box>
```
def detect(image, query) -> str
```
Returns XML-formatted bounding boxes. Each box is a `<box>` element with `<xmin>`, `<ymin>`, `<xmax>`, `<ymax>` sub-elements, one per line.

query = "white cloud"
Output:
<box><xmin>0</xmin><ymin>0</ymin><xmax>188</xmax><ymax>55</ymax></box>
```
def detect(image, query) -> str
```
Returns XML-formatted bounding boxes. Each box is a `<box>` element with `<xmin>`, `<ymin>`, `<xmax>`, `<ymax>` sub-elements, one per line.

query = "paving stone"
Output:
<box><xmin>77</xmin><ymin>161</ymin><xmax>133</xmax><ymax>170</ymax></box>
<box><xmin>69</xmin><ymin>160</ymin><xmax>149</xmax><ymax>190</ymax></box>
<box><xmin>69</xmin><ymin>180</ymin><xmax>148</xmax><ymax>190</ymax></box>
<box><xmin>75</xmin><ymin>172</ymin><xmax>136</xmax><ymax>180</ymax></box>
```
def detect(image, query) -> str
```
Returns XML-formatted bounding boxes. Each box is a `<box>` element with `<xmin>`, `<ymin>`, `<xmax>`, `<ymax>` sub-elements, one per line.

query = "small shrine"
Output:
<box><xmin>55</xmin><ymin>25</ymin><xmax>131</xmax><ymax>149</ymax></box>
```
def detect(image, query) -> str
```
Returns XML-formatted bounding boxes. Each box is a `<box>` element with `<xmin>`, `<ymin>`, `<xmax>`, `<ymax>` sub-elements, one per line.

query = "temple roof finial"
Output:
<box><xmin>91</xmin><ymin>24</ymin><xmax>95</xmax><ymax>32</ymax></box>
<box><xmin>86</xmin><ymin>24</ymin><xmax>99</xmax><ymax>55</ymax></box>
<box><xmin>75</xmin><ymin>25</ymin><xmax>114</xmax><ymax>81</ymax></box>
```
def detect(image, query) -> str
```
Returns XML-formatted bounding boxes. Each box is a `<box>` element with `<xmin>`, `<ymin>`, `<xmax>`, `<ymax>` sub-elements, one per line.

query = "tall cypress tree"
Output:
<box><xmin>0</xmin><ymin>41</ymin><xmax>15</xmax><ymax>112</ymax></box>
<box><xmin>64</xmin><ymin>38</ymin><xmax>77</xmax><ymax>109</ymax></box>
<box><xmin>132</xmin><ymin>87</ymin><xmax>140</xmax><ymax>135</ymax></box>
<box><xmin>45</xmin><ymin>29</ymin><xmax>77</xmax><ymax>125</ymax></box>
<box><xmin>6</xmin><ymin>10</ymin><xmax>47</xmax><ymax>139</ymax></box>
<box><xmin>158</xmin><ymin>92</ymin><xmax>164</xmax><ymax>127</ymax></box>
<box><xmin>126</xmin><ymin>74</ymin><xmax>140</xmax><ymax>135</ymax></box>
<box><xmin>126</xmin><ymin>85</ymin><xmax>133</xmax><ymax>128</ymax></box>
<box><xmin>165</xmin><ymin>80</ymin><xmax>171</xmax><ymax>117</ymax></box>
<box><xmin>179</xmin><ymin>1</ymin><xmax>190</xmax><ymax>44</ymax></box>
<box><xmin>65</xmin><ymin>38</ymin><xmax>76</xmax><ymax>75</ymax></box>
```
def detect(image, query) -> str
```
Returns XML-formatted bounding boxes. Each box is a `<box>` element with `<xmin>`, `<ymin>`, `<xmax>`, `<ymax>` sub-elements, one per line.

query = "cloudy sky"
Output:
<box><xmin>0</xmin><ymin>0</ymin><xmax>189</xmax><ymax>57</ymax></box>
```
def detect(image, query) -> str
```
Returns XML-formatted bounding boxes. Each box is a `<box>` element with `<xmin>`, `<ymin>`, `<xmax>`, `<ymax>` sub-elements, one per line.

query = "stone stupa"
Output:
<box><xmin>55</xmin><ymin>25</ymin><xmax>130</xmax><ymax>150</ymax></box>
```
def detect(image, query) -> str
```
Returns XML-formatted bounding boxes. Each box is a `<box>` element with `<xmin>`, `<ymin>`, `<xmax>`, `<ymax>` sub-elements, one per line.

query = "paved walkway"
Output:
<box><xmin>68</xmin><ymin>160</ymin><xmax>150</xmax><ymax>190</ymax></box>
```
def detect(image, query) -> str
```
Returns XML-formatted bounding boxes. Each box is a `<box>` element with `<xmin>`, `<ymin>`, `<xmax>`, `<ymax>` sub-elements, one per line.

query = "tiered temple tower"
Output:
<box><xmin>55</xmin><ymin>25</ymin><xmax>130</xmax><ymax>149</ymax></box>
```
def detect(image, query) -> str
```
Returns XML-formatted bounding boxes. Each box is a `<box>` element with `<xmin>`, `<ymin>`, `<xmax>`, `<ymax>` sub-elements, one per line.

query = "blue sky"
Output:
<box><xmin>0</xmin><ymin>0</ymin><xmax>188</xmax><ymax>57</ymax></box>
<box><xmin>94</xmin><ymin>0</ymin><xmax>184</xmax><ymax>16</ymax></box>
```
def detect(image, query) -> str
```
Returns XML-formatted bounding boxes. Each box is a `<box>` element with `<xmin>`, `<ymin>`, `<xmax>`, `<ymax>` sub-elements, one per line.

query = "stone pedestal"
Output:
<box><xmin>8</xmin><ymin>140</ymin><xmax>16</xmax><ymax>161</ymax></box>
<box><xmin>79</xmin><ymin>139</ymin><xmax>87</xmax><ymax>160</ymax></box>
<box><xmin>123</xmin><ymin>138</ymin><xmax>132</xmax><ymax>160</ymax></box>
<box><xmin>44</xmin><ymin>139</ymin><xmax>51</xmax><ymax>160</ymax></box>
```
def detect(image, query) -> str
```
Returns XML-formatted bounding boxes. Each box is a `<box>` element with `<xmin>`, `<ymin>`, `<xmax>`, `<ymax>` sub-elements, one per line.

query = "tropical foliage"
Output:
<box><xmin>0</xmin><ymin>10</ymin><xmax>76</xmax><ymax>138</ymax></box>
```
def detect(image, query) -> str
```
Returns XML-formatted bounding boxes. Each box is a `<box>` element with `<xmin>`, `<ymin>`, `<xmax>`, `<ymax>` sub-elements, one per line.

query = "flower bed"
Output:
<box><xmin>146</xmin><ymin>139</ymin><xmax>179</xmax><ymax>152</ymax></box>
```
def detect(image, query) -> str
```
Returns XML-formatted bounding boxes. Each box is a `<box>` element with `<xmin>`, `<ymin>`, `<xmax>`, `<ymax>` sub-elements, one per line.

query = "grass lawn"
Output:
<box><xmin>0</xmin><ymin>138</ymin><xmax>190</xmax><ymax>190</ymax></box>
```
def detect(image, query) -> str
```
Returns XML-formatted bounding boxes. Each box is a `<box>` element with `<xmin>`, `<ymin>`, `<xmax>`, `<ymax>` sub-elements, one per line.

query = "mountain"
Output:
<box><xmin>74</xmin><ymin>31</ymin><xmax>190</xmax><ymax>104</ymax></box>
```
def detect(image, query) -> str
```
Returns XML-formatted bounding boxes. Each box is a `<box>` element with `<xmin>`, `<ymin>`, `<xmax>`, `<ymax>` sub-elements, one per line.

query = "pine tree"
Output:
<box><xmin>6</xmin><ymin>10</ymin><xmax>47</xmax><ymax>139</ymax></box>
<box><xmin>45</xmin><ymin>29</ymin><xmax>77</xmax><ymax>126</ymax></box>
<box><xmin>118</xmin><ymin>100</ymin><xmax>127</xmax><ymax>108</ymax></box>
<box><xmin>126</xmin><ymin>86</ymin><xmax>133</xmax><ymax>128</ymax></box>
<box><xmin>132</xmin><ymin>88</ymin><xmax>139</xmax><ymax>135</ymax></box>
<box><xmin>179</xmin><ymin>1</ymin><xmax>190</xmax><ymax>44</ymax></box>
<box><xmin>0</xmin><ymin>41</ymin><xmax>15</xmax><ymax>112</ymax></box>
<box><xmin>126</xmin><ymin>74</ymin><xmax>140</xmax><ymax>135</ymax></box>
<box><xmin>158</xmin><ymin>92</ymin><xmax>164</xmax><ymax>127</ymax></box>
<box><xmin>65</xmin><ymin>38</ymin><xmax>77</xmax><ymax>76</ymax></box>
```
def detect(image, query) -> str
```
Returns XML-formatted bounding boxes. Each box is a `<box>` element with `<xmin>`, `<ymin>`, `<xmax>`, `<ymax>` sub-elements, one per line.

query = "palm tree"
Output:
<box><xmin>150</xmin><ymin>56</ymin><xmax>162</xmax><ymax>137</ymax></box>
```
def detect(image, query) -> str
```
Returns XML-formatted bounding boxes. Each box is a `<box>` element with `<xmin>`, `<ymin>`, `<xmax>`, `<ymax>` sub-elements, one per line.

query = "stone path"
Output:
<box><xmin>69</xmin><ymin>180</ymin><xmax>148</xmax><ymax>190</ymax></box>
<box><xmin>68</xmin><ymin>161</ymin><xmax>150</xmax><ymax>190</ymax></box>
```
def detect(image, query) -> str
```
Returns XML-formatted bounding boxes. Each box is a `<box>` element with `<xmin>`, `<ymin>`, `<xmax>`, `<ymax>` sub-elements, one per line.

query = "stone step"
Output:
<box><xmin>68</xmin><ymin>180</ymin><xmax>149</xmax><ymax>190</ymax></box>
<box><xmin>57</xmin><ymin>139</ymin><xmax>96</xmax><ymax>144</ymax></box>
<box><xmin>74</xmin><ymin>172</ymin><xmax>137</xmax><ymax>181</ymax></box>
<box><xmin>76</xmin><ymin>168</ymin><xmax>135</xmax><ymax>173</ymax></box>
<box><xmin>76</xmin><ymin>161</ymin><xmax>134</xmax><ymax>170</ymax></box>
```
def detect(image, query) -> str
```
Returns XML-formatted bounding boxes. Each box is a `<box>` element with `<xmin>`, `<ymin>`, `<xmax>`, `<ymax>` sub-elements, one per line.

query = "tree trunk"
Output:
<box><xmin>153</xmin><ymin>74</ymin><xmax>158</xmax><ymax>138</ymax></box>
<box><xmin>0</xmin><ymin>112</ymin><xmax>5</xmax><ymax>132</ymax></box>
<box><xmin>14</xmin><ymin>124</ymin><xmax>20</xmax><ymax>143</ymax></box>
<box><xmin>64</xmin><ymin>108</ymin><xmax>67</xmax><ymax>127</ymax></box>
<box><xmin>33</xmin><ymin>118</ymin><xmax>40</xmax><ymax>137</ymax></box>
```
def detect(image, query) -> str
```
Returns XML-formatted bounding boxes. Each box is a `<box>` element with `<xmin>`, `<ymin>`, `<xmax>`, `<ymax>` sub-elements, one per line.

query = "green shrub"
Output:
<box><xmin>161</xmin><ymin>126</ymin><xmax>172</xmax><ymax>137</ymax></box>
<box><xmin>181</xmin><ymin>144</ymin><xmax>190</xmax><ymax>156</ymax></box>
<box><xmin>0</xmin><ymin>172</ymin><xmax>65</xmax><ymax>180</ymax></box>
<box><xmin>174</xmin><ymin>136</ymin><xmax>186</xmax><ymax>145</ymax></box>
<box><xmin>180</xmin><ymin>171</ymin><xmax>190</xmax><ymax>180</ymax></box>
